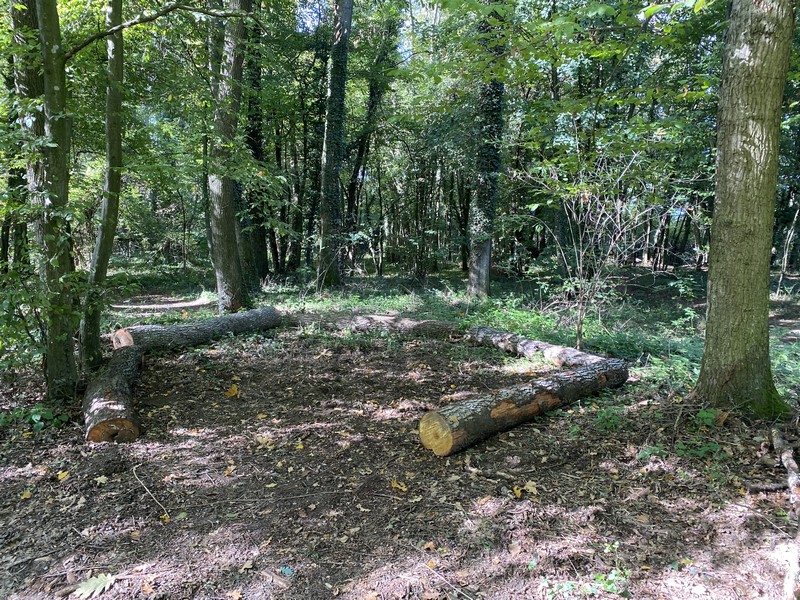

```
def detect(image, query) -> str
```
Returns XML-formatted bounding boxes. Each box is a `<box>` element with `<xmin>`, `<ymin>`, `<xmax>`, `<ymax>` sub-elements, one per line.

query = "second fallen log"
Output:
<box><xmin>419</xmin><ymin>359</ymin><xmax>629</xmax><ymax>456</ymax></box>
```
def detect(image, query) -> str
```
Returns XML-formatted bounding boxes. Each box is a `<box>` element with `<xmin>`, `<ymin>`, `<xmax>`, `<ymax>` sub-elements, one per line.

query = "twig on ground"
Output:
<box><xmin>132</xmin><ymin>464</ymin><xmax>170</xmax><ymax>519</ymax></box>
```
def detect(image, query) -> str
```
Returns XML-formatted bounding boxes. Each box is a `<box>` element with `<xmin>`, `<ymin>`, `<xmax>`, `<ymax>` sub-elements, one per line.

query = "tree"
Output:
<box><xmin>208</xmin><ymin>0</ymin><xmax>252</xmax><ymax>312</ymax></box>
<box><xmin>80</xmin><ymin>0</ymin><xmax>124</xmax><ymax>369</ymax></box>
<box><xmin>694</xmin><ymin>0</ymin><xmax>795</xmax><ymax>417</ymax></box>
<box><xmin>317</xmin><ymin>0</ymin><xmax>354</xmax><ymax>288</ymax></box>
<box><xmin>26</xmin><ymin>0</ymin><xmax>78</xmax><ymax>402</ymax></box>
<box><xmin>467</xmin><ymin>1</ymin><xmax>506</xmax><ymax>298</ymax></box>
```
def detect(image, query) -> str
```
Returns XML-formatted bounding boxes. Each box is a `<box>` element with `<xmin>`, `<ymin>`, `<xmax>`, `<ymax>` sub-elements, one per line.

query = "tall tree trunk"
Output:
<box><xmin>80</xmin><ymin>0</ymin><xmax>123</xmax><ymax>370</ymax></box>
<box><xmin>208</xmin><ymin>0</ymin><xmax>251</xmax><ymax>312</ymax></box>
<box><xmin>467</xmin><ymin>2</ymin><xmax>505</xmax><ymax>298</ymax></box>
<box><xmin>694</xmin><ymin>0</ymin><xmax>795</xmax><ymax>418</ymax></box>
<box><xmin>17</xmin><ymin>0</ymin><xmax>78</xmax><ymax>402</ymax></box>
<box><xmin>317</xmin><ymin>0</ymin><xmax>353</xmax><ymax>288</ymax></box>
<box><xmin>244</xmin><ymin>22</ymin><xmax>270</xmax><ymax>281</ymax></box>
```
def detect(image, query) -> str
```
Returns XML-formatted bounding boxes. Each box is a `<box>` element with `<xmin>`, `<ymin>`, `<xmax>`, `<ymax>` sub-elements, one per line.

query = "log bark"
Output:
<box><xmin>124</xmin><ymin>306</ymin><xmax>283</xmax><ymax>350</ymax></box>
<box><xmin>83</xmin><ymin>306</ymin><xmax>283</xmax><ymax>442</ymax></box>
<box><xmin>420</xmin><ymin>359</ymin><xmax>628</xmax><ymax>456</ymax></box>
<box><xmin>772</xmin><ymin>428</ymin><xmax>800</xmax><ymax>600</ymax></box>
<box><xmin>468</xmin><ymin>326</ymin><xmax>606</xmax><ymax>367</ymax></box>
<box><xmin>83</xmin><ymin>345</ymin><xmax>142</xmax><ymax>442</ymax></box>
<box><xmin>296</xmin><ymin>313</ymin><xmax>458</xmax><ymax>338</ymax></box>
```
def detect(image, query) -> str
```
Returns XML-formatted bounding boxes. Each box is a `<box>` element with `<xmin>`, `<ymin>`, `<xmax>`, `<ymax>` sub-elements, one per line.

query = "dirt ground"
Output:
<box><xmin>1</xmin><ymin>305</ymin><xmax>798</xmax><ymax>599</ymax></box>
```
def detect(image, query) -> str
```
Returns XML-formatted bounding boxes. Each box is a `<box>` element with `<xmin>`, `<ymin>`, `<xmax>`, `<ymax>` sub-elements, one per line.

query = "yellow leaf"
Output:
<box><xmin>181</xmin><ymin>310</ymin><xmax>188</xmax><ymax>318</ymax></box>
<box><xmin>57</xmin><ymin>470</ymin><xmax>70</xmax><ymax>481</ymax></box>
<box><xmin>523</xmin><ymin>481</ymin><xmax>538</xmax><ymax>495</ymax></box>
<box><xmin>391</xmin><ymin>479</ymin><xmax>408</xmax><ymax>492</ymax></box>
<box><xmin>159</xmin><ymin>514</ymin><xmax>170</xmax><ymax>523</ymax></box>
<box><xmin>640</xmin><ymin>565</ymin><xmax>652</xmax><ymax>570</ymax></box>
<box><xmin>295</xmin><ymin>442</ymin><xmax>304</xmax><ymax>450</ymax></box>
<box><xmin>141</xmin><ymin>581</ymin><xmax>155</xmax><ymax>594</ymax></box>
<box><xmin>20</xmin><ymin>490</ymin><xmax>32</xmax><ymax>499</ymax></box>
<box><xmin>238</xmin><ymin>560</ymin><xmax>253</xmax><ymax>574</ymax></box>
<box><xmin>256</xmin><ymin>413</ymin><xmax>267</xmax><ymax>420</ymax></box>
<box><xmin>427</xmin><ymin>561</ymin><xmax>436</xmax><ymax>568</ymax></box>
<box><xmin>130</xmin><ymin>530</ymin><xmax>141</xmax><ymax>539</ymax></box>
<box><xmin>265</xmin><ymin>482</ymin><xmax>277</xmax><ymax>488</ymax></box>
<box><xmin>232</xmin><ymin>375</ymin><xmax>241</xmax><ymax>382</ymax></box>
<box><xmin>95</xmin><ymin>475</ymin><xmax>108</xmax><ymax>485</ymax></box>
<box><xmin>225</xmin><ymin>384</ymin><xmax>240</xmax><ymax>398</ymax></box>
<box><xmin>513</xmin><ymin>486</ymin><xmax>522</xmax><ymax>498</ymax></box>
<box><xmin>224</xmin><ymin>465</ymin><xmax>237</xmax><ymax>477</ymax></box>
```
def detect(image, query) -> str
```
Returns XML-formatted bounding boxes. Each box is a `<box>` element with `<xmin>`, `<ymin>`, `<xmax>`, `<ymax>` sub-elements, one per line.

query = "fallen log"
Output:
<box><xmin>83</xmin><ymin>306</ymin><xmax>283</xmax><ymax>442</ymax></box>
<box><xmin>124</xmin><ymin>306</ymin><xmax>283</xmax><ymax>350</ymax></box>
<box><xmin>83</xmin><ymin>345</ymin><xmax>143</xmax><ymax>442</ymax></box>
<box><xmin>468</xmin><ymin>326</ymin><xmax>605</xmax><ymax>367</ymax></box>
<box><xmin>297</xmin><ymin>313</ymin><xmax>457</xmax><ymax>338</ymax></box>
<box><xmin>772</xmin><ymin>428</ymin><xmax>800</xmax><ymax>600</ymax></box>
<box><xmin>419</xmin><ymin>359</ymin><xmax>629</xmax><ymax>456</ymax></box>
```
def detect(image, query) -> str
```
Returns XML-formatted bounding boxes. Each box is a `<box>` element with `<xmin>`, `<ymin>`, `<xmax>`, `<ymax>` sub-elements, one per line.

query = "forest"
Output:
<box><xmin>2</xmin><ymin>0</ymin><xmax>800</xmax><ymax>598</ymax></box>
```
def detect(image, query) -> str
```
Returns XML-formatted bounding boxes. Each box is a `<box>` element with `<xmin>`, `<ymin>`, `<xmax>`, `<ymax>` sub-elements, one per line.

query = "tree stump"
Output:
<box><xmin>419</xmin><ymin>359</ymin><xmax>628</xmax><ymax>456</ymax></box>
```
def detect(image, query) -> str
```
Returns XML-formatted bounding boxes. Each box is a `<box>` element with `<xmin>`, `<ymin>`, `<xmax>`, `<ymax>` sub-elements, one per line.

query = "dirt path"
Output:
<box><xmin>0</xmin><ymin>328</ymin><xmax>795</xmax><ymax>599</ymax></box>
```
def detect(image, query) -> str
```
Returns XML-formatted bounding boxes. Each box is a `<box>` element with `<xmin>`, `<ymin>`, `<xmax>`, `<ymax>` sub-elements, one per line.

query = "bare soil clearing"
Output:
<box><xmin>0</xmin><ymin>317</ymin><xmax>797</xmax><ymax>599</ymax></box>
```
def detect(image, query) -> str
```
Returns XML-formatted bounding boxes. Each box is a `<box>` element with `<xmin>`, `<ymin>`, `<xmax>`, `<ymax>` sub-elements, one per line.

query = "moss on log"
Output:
<box><xmin>420</xmin><ymin>359</ymin><xmax>628</xmax><ymax>456</ymax></box>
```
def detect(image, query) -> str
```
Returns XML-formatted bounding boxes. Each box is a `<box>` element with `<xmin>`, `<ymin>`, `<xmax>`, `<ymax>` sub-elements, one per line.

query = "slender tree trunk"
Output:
<box><xmin>208</xmin><ymin>0</ymin><xmax>251</xmax><ymax>312</ymax></box>
<box><xmin>80</xmin><ymin>0</ymin><xmax>123</xmax><ymax>370</ymax></box>
<box><xmin>317</xmin><ymin>0</ymin><xmax>353</xmax><ymax>288</ymax></box>
<box><xmin>694</xmin><ymin>0</ymin><xmax>795</xmax><ymax>418</ymax></box>
<box><xmin>467</xmin><ymin>3</ymin><xmax>505</xmax><ymax>297</ymax></box>
<box><xmin>244</xmin><ymin>22</ymin><xmax>270</xmax><ymax>280</ymax></box>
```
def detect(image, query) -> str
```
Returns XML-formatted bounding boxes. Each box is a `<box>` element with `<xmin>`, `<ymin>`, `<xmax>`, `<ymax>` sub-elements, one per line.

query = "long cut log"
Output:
<box><xmin>419</xmin><ymin>359</ymin><xmax>628</xmax><ymax>456</ymax></box>
<box><xmin>297</xmin><ymin>313</ymin><xmax>457</xmax><ymax>338</ymax></box>
<box><xmin>83</xmin><ymin>345</ymin><xmax>143</xmax><ymax>442</ymax></box>
<box><xmin>124</xmin><ymin>306</ymin><xmax>283</xmax><ymax>350</ymax></box>
<box><xmin>83</xmin><ymin>306</ymin><xmax>283</xmax><ymax>442</ymax></box>
<box><xmin>468</xmin><ymin>326</ymin><xmax>605</xmax><ymax>367</ymax></box>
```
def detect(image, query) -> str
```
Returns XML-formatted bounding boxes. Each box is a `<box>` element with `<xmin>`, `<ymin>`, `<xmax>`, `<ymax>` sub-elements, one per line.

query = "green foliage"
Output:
<box><xmin>593</xmin><ymin>406</ymin><xmax>625</xmax><ymax>431</ymax></box>
<box><xmin>0</xmin><ymin>403</ymin><xmax>69</xmax><ymax>432</ymax></box>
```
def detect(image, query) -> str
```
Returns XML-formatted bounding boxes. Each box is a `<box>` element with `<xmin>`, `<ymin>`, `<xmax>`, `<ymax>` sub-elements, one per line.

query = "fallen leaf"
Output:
<box><xmin>256</xmin><ymin>413</ymin><xmax>268</xmax><ymax>420</ymax></box>
<box><xmin>57</xmin><ymin>470</ymin><xmax>70</xmax><ymax>482</ymax></box>
<box><xmin>224</xmin><ymin>465</ymin><xmax>237</xmax><ymax>477</ymax></box>
<box><xmin>238</xmin><ymin>560</ymin><xmax>253</xmax><ymax>574</ymax></box>
<box><xmin>224</xmin><ymin>384</ymin><xmax>240</xmax><ymax>398</ymax></box>
<box><xmin>391</xmin><ymin>479</ymin><xmax>408</xmax><ymax>492</ymax></box>
<box><xmin>265</xmin><ymin>482</ymin><xmax>278</xmax><ymax>488</ymax></box>
<box><xmin>513</xmin><ymin>486</ymin><xmax>522</xmax><ymax>498</ymax></box>
<box><xmin>226</xmin><ymin>591</ymin><xmax>242</xmax><ymax>600</ymax></box>
<box><xmin>141</xmin><ymin>580</ymin><xmax>155</xmax><ymax>594</ymax></box>
<box><xmin>295</xmin><ymin>442</ymin><xmax>304</xmax><ymax>450</ymax></box>
<box><xmin>174</xmin><ymin>511</ymin><xmax>188</xmax><ymax>521</ymax></box>
<box><xmin>20</xmin><ymin>490</ymin><xmax>32</xmax><ymax>499</ymax></box>
<box><xmin>94</xmin><ymin>476</ymin><xmax>108</xmax><ymax>485</ymax></box>
<box><xmin>423</xmin><ymin>541</ymin><xmax>437</xmax><ymax>551</ymax></box>
<box><xmin>75</xmin><ymin>573</ymin><xmax>116</xmax><ymax>599</ymax></box>
<box><xmin>232</xmin><ymin>375</ymin><xmax>241</xmax><ymax>382</ymax></box>
<box><xmin>523</xmin><ymin>481</ymin><xmax>538</xmax><ymax>495</ymax></box>
<box><xmin>159</xmin><ymin>514</ymin><xmax>170</xmax><ymax>524</ymax></box>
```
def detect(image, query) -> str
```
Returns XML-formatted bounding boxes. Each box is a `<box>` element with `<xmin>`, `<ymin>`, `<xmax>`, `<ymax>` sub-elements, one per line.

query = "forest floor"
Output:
<box><xmin>1</xmin><ymin>271</ymin><xmax>799</xmax><ymax>599</ymax></box>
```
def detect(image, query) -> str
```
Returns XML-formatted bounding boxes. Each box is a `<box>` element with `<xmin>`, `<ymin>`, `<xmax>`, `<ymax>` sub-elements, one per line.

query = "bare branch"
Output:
<box><xmin>65</xmin><ymin>2</ymin><xmax>261</xmax><ymax>62</ymax></box>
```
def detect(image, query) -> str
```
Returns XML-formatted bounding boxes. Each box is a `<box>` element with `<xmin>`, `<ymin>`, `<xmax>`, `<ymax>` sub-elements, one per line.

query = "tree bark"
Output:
<box><xmin>31</xmin><ymin>0</ymin><xmax>78</xmax><ymax>402</ymax></box>
<box><xmin>420</xmin><ymin>359</ymin><xmax>629</xmax><ymax>456</ymax></box>
<box><xmin>694</xmin><ymin>0</ymin><xmax>794</xmax><ymax>417</ymax></box>
<box><xmin>467</xmin><ymin>2</ymin><xmax>505</xmax><ymax>298</ymax></box>
<box><xmin>208</xmin><ymin>0</ymin><xmax>251</xmax><ymax>312</ymax></box>
<box><xmin>317</xmin><ymin>0</ymin><xmax>353</xmax><ymax>288</ymax></box>
<box><xmin>80</xmin><ymin>0</ymin><xmax>124</xmax><ymax>370</ymax></box>
<box><xmin>84</xmin><ymin>306</ymin><xmax>283</xmax><ymax>441</ymax></box>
